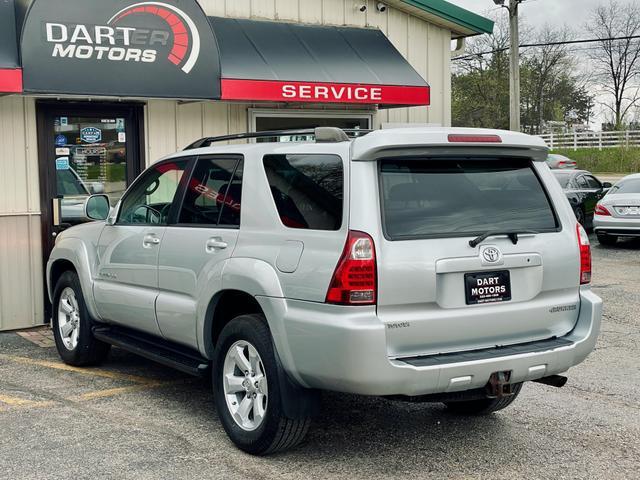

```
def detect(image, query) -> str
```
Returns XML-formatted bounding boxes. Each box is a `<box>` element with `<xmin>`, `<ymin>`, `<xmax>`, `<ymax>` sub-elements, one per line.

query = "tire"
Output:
<box><xmin>52</xmin><ymin>271</ymin><xmax>110</xmax><ymax>366</ymax></box>
<box><xmin>574</xmin><ymin>207</ymin><xmax>585</xmax><ymax>226</ymax></box>
<box><xmin>213</xmin><ymin>314</ymin><xmax>310</xmax><ymax>455</ymax></box>
<box><xmin>597</xmin><ymin>233</ymin><xmax>618</xmax><ymax>246</ymax></box>
<box><xmin>444</xmin><ymin>383</ymin><xmax>523</xmax><ymax>415</ymax></box>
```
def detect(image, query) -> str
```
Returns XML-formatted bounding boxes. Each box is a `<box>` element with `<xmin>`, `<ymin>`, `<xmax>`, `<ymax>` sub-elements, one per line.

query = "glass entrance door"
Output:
<box><xmin>37</xmin><ymin>102</ymin><xmax>144</xmax><ymax>268</ymax></box>
<box><xmin>53</xmin><ymin>115</ymin><xmax>130</xmax><ymax>224</ymax></box>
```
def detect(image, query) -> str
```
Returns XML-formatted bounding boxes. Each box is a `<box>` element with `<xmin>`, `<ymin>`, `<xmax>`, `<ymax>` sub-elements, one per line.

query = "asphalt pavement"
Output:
<box><xmin>0</xmin><ymin>235</ymin><xmax>638</xmax><ymax>480</ymax></box>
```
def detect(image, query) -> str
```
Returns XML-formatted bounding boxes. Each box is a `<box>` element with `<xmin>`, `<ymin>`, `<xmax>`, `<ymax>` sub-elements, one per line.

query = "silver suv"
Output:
<box><xmin>47</xmin><ymin>127</ymin><xmax>603</xmax><ymax>455</ymax></box>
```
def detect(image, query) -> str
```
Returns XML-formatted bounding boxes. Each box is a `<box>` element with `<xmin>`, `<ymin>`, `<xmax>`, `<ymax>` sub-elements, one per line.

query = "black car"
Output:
<box><xmin>552</xmin><ymin>170</ymin><xmax>612</xmax><ymax>228</ymax></box>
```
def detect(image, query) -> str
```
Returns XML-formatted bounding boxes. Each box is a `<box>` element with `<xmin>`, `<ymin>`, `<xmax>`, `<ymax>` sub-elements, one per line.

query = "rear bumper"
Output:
<box><xmin>593</xmin><ymin>215</ymin><xmax>640</xmax><ymax>236</ymax></box>
<box><xmin>258</xmin><ymin>288</ymin><xmax>602</xmax><ymax>396</ymax></box>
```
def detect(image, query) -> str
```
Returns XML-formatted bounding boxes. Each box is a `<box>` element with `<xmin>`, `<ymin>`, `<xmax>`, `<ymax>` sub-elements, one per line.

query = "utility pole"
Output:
<box><xmin>494</xmin><ymin>0</ymin><xmax>522</xmax><ymax>131</ymax></box>
<box><xmin>508</xmin><ymin>0</ymin><xmax>521</xmax><ymax>132</ymax></box>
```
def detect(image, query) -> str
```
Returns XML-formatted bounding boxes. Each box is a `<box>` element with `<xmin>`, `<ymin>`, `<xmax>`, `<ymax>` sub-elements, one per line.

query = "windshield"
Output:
<box><xmin>380</xmin><ymin>158</ymin><xmax>559</xmax><ymax>240</ymax></box>
<box><xmin>610</xmin><ymin>178</ymin><xmax>640</xmax><ymax>194</ymax></box>
<box><xmin>552</xmin><ymin>171</ymin><xmax>573</xmax><ymax>188</ymax></box>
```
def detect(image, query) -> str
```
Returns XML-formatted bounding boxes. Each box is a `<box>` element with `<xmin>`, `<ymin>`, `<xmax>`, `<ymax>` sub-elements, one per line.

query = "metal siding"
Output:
<box><xmin>145</xmin><ymin>100</ymin><xmax>178</xmax><ymax>165</ymax></box>
<box><xmin>0</xmin><ymin>97</ymin><xmax>44</xmax><ymax>331</ymax></box>
<box><xmin>387</xmin><ymin>8</ymin><xmax>410</xmax><ymax>124</ymax></box>
<box><xmin>176</xmin><ymin>102</ymin><xmax>204</xmax><ymax>151</ymax></box>
<box><xmin>275</xmin><ymin>0</ymin><xmax>299</xmax><ymax>21</ymax></box>
<box><xmin>298</xmin><ymin>0</ymin><xmax>322</xmax><ymax>23</ymax></box>
<box><xmin>252</xmin><ymin>0</ymin><xmax>275</xmax><ymax>19</ymax></box>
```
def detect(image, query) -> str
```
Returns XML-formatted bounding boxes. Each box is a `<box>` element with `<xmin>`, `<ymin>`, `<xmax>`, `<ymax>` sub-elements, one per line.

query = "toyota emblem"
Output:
<box><xmin>481</xmin><ymin>246</ymin><xmax>502</xmax><ymax>264</ymax></box>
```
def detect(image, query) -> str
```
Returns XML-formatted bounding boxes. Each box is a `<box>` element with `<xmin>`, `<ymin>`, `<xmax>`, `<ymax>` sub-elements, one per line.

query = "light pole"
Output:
<box><xmin>494</xmin><ymin>0</ymin><xmax>523</xmax><ymax>132</ymax></box>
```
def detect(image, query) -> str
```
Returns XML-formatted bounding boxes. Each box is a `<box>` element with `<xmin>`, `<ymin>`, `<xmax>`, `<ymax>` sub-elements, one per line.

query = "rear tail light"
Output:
<box><xmin>594</xmin><ymin>204</ymin><xmax>611</xmax><ymax>216</ymax></box>
<box><xmin>576</xmin><ymin>224</ymin><xmax>591</xmax><ymax>285</ymax></box>
<box><xmin>326</xmin><ymin>231</ymin><xmax>377</xmax><ymax>305</ymax></box>
<box><xmin>448</xmin><ymin>134</ymin><xmax>502</xmax><ymax>143</ymax></box>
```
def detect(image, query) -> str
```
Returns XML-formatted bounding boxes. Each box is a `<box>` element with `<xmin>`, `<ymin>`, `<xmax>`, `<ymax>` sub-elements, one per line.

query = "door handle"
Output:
<box><xmin>206</xmin><ymin>237</ymin><xmax>228</xmax><ymax>253</ymax></box>
<box><xmin>143</xmin><ymin>234</ymin><xmax>161</xmax><ymax>248</ymax></box>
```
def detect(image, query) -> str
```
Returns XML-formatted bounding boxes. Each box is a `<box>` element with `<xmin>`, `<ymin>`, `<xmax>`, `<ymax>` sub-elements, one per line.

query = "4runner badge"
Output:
<box><xmin>480</xmin><ymin>245</ymin><xmax>503</xmax><ymax>265</ymax></box>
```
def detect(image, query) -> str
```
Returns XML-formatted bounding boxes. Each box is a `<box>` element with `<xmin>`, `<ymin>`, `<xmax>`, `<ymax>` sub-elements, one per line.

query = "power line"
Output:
<box><xmin>452</xmin><ymin>35</ymin><xmax>640</xmax><ymax>61</ymax></box>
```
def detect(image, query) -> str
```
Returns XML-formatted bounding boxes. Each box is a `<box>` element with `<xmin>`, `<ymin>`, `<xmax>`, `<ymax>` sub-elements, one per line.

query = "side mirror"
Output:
<box><xmin>84</xmin><ymin>194</ymin><xmax>110</xmax><ymax>221</ymax></box>
<box><xmin>602</xmin><ymin>182</ymin><xmax>612</xmax><ymax>189</ymax></box>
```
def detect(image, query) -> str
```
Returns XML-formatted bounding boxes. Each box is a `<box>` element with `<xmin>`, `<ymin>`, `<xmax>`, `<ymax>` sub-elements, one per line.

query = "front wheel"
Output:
<box><xmin>213</xmin><ymin>314</ymin><xmax>310</xmax><ymax>455</ymax></box>
<box><xmin>444</xmin><ymin>383</ymin><xmax>523</xmax><ymax>415</ymax></box>
<box><xmin>52</xmin><ymin>271</ymin><xmax>110</xmax><ymax>366</ymax></box>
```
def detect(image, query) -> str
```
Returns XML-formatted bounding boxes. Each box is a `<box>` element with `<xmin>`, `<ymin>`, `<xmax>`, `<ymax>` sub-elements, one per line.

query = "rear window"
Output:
<box><xmin>380</xmin><ymin>158</ymin><xmax>559</xmax><ymax>240</ymax></box>
<box><xmin>610</xmin><ymin>178</ymin><xmax>640</xmax><ymax>194</ymax></box>
<box><xmin>263</xmin><ymin>154</ymin><xmax>343</xmax><ymax>230</ymax></box>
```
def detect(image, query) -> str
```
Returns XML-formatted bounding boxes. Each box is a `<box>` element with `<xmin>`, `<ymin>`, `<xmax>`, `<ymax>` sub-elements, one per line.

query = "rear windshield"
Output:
<box><xmin>610</xmin><ymin>179</ymin><xmax>640</xmax><ymax>194</ymax></box>
<box><xmin>380</xmin><ymin>158</ymin><xmax>559</xmax><ymax>240</ymax></box>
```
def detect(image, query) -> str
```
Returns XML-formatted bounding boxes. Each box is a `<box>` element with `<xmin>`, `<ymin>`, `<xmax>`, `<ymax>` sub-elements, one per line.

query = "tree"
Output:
<box><xmin>585</xmin><ymin>0</ymin><xmax>640</xmax><ymax>130</ymax></box>
<box><xmin>452</xmin><ymin>14</ymin><xmax>511</xmax><ymax>129</ymax></box>
<box><xmin>452</xmin><ymin>17</ymin><xmax>593</xmax><ymax>132</ymax></box>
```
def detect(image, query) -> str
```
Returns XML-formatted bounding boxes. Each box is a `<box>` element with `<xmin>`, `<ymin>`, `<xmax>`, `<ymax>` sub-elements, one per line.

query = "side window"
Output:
<box><xmin>118</xmin><ymin>160</ymin><xmax>188</xmax><ymax>225</ymax></box>
<box><xmin>576</xmin><ymin>176</ymin><xmax>590</xmax><ymax>189</ymax></box>
<box><xmin>585</xmin><ymin>175</ymin><xmax>602</xmax><ymax>189</ymax></box>
<box><xmin>179</xmin><ymin>157</ymin><xmax>243</xmax><ymax>227</ymax></box>
<box><xmin>263</xmin><ymin>154</ymin><xmax>343</xmax><ymax>231</ymax></box>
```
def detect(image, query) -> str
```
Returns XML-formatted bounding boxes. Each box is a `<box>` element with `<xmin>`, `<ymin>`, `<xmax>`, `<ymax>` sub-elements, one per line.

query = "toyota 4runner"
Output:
<box><xmin>47</xmin><ymin>127</ymin><xmax>603</xmax><ymax>455</ymax></box>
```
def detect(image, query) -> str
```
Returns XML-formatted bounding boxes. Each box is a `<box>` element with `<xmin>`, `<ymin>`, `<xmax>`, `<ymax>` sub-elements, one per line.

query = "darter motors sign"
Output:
<box><xmin>21</xmin><ymin>0</ymin><xmax>220</xmax><ymax>99</ymax></box>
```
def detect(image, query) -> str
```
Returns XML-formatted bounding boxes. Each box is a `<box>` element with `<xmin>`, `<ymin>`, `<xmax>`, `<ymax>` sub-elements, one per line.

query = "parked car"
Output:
<box><xmin>546</xmin><ymin>153</ymin><xmax>577</xmax><ymax>169</ymax></box>
<box><xmin>552</xmin><ymin>169</ymin><xmax>612</xmax><ymax>228</ymax></box>
<box><xmin>593</xmin><ymin>173</ymin><xmax>640</xmax><ymax>245</ymax></box>
<box><xmin>47</xmin><ymin>127</ymin><xmax>602</xmax><ymax>455</ymax></box>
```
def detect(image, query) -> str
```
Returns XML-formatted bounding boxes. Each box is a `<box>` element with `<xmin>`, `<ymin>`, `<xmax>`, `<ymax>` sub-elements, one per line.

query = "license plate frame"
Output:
<box><xmin>464</xmin><ymin>270</ymin><xmax>511</xmax><ymax>305</ymax></box>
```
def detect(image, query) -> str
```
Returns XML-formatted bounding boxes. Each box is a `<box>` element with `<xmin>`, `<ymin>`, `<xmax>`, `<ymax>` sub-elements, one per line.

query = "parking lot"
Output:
<box><xmin>0</xmin><ymin>234</ymin><xmax>638</xmax><ymax>480</ymax></box>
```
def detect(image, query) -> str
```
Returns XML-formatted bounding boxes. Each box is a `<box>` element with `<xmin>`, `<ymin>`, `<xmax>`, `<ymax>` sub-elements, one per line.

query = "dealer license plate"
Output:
<box><xmin>465</xmin><ymin>270</ymin><xmax>511</xmax><ymax>305</ymax></box>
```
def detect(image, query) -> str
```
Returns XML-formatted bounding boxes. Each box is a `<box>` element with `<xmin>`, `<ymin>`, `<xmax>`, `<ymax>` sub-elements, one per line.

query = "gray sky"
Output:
<box><xmin>448</xmin><ymin>0</ymin><xmax>634</xmax><ymax>31</ymax></box>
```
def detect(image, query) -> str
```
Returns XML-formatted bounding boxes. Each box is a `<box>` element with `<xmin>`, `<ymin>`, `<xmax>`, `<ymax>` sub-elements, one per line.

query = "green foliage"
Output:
<box><xmin>553</xmin><ymin>147</ymin><xmax>640</xmax><ymax>173</ymax></box>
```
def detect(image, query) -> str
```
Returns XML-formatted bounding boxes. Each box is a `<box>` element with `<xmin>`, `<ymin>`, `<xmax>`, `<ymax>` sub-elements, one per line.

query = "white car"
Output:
<box><xmin>593</xmin><ymin>173</ymin><xmax>640</xmax><ymax>245</ymax></box>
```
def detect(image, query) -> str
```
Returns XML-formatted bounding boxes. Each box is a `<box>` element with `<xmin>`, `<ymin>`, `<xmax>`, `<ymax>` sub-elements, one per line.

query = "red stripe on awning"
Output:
<box><xmin>221</xmin><ymin>79</ymin><xmax>430</xmax><ymax>106</ymax></box>
<box><xmin>0</xmin><ymin>69</ymin><xmax>23</xmax><ymax>93</ymax></box>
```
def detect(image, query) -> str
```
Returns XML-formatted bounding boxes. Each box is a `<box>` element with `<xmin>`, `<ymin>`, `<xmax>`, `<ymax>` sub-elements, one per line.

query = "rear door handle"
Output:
<box><xmin>143</xmin><ymin>234</ymin><xmax>161</xmax><ymax>248</ymax></box>
<box><xmin>206</xmin><ymin>237</ymin><xmax>228</xmax><ymax>253</ymax></box>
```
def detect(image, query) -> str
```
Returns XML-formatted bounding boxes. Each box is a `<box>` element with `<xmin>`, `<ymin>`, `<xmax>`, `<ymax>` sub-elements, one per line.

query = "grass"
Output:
<box><xmin>552</xmin><ymin>147</ymin><xmax>640</xmax><ymax>174</ymax></box>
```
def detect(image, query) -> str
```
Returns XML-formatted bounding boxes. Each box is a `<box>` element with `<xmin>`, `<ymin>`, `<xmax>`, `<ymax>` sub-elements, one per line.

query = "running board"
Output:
<box><xmin>93</xmin><ymin>326</ymin><xmax>209</xmax><ymax>377</ymax></box>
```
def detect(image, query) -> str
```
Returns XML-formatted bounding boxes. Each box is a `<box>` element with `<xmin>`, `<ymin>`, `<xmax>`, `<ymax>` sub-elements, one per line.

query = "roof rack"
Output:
<box><xmin>184</xmin><ymin>127</ymin><xmax>372</xmax><ymax>150</ymax></box>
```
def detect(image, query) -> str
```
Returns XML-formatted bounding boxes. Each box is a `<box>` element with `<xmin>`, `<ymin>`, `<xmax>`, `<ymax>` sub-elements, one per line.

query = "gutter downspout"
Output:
<box><xmin>451</xmin><ymin>38</ymin><xmax>465</xmax><ymax>58</ymax></box>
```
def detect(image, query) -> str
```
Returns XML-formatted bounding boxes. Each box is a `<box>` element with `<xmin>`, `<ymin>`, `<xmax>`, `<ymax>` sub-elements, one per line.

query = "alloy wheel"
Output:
<box><xmin>222</xmin><ymin>340</ymin><xmax>269</xmax><ymax>431</ymax></box>
<box><xmin>57</xmin><ymin>287</ymin><xmax>80</xmax><ymax>351</ymax></box>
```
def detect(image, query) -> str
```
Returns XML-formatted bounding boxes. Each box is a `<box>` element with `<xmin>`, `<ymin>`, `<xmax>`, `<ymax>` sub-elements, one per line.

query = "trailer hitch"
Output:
<box><xmin>486</xmin><ymin>371</ymin><xmax>515</xmax><ymax>398</ymax></box>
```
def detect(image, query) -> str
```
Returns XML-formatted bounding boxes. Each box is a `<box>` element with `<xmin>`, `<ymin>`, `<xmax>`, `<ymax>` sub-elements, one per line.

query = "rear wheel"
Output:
<box><xmin>444</xmin><ymin>383</ymin><xmax>523</xmax><ymax>415</ymax></box>
<box><xmin>597</xmin><ymin>233</ymin><xmax>618</xmax><ymax>246</ymax></box>
<box><xmin>574</xmin><ymin>207</ymin><xmax>585</xmax><ymax>226</ymax></box>
<box><xmin>52</xmin><ymin>271</ymin><xmax>110</xmax><ymax>366</ymax></box>
<box><xmin>213</xmin><ymin>314</ymin><xmax>310</xmax><ymax>455</ymax></box>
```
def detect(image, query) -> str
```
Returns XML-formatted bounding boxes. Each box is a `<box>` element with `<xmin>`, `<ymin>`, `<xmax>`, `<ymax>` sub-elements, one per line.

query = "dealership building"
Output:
<box><xmin>0</xmin><ymin>0</ymin><xmax>492</xmax><ymax>331</ymax></box>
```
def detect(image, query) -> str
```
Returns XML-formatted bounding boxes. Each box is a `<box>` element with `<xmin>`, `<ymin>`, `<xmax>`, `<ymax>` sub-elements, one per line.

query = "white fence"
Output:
<box><xmin>538</xmin><ymin>130</ymin><xmax>640</xmax><ymax>151</ymax></box>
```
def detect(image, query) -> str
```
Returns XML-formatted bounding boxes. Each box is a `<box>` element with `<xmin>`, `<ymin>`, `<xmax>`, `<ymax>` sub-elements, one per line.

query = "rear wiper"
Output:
<box><xmin>469</xmin><ymin>230</ymin><xmax>539</xmax><ymax>248</ymax></box>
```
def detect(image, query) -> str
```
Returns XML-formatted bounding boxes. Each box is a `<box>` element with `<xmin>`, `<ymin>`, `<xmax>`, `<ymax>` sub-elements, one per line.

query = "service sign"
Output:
<box><xmin>21</xmin><ymin>0</ymin><xmax>221</xmax><ymax>99</ymax></box>
<box><xmin>221</xmin><ymin>79</ymin><xmax>431</xmax><ymax>106</ymax></box>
